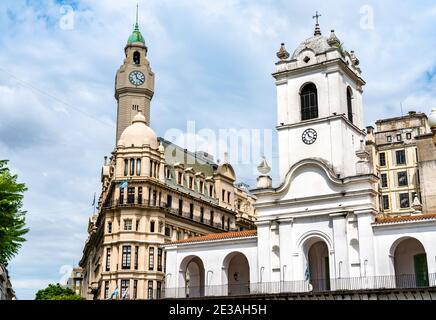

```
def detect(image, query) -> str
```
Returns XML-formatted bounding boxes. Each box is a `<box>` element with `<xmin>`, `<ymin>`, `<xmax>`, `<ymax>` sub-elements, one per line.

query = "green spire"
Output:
<box><xmin>127</xmin><ymin>4</ymin><xmax>145</xmax><ymax>44</ymax></box>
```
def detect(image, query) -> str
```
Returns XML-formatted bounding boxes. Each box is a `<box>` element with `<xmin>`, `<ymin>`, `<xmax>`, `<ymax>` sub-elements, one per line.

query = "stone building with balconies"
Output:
<box><xmin>78</xmin><ymin>17</ymin><xmax>256</xmax><ymax>300</ymax></box>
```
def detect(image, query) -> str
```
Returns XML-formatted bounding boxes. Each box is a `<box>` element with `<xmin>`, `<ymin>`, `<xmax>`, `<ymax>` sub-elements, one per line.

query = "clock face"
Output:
<box><xmin>302</xmin><ymin>128</ymin><xmax>317</xmax><ymax>145</ymax></box>
<box><xmin>129</xmin><ymin>71</ymin><xmax>145</xmax><ymax>86</ymax></box>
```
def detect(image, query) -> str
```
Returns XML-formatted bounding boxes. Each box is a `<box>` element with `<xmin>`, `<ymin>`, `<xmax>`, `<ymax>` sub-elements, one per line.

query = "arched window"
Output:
<box><xmin>347</xmin><ymin>87</ymin><xmax>353</xmax><ymax>123</ymax></box>
<box><xmin>300</xmin><ymin>83</ymin><xmax>318</xmax><ymax>120</ymax></box>
<box><xmin>136</xmin><ymin>159</ymin><xmax>141</xmax><ymax>176</ymax></box>
<box><xmin>124</xmin><ymin>159</ymin><xmax>128</xmax><ymax>176</ymax></box>
<box><xmin>130</xmin><ymin>158</ymin><xmax>135</xmax><ymax>176</ymax></box>
<box><xmin>133</xmin><ymin>51</ymin><xmax>140</xmax><ymax>65</ymax></box>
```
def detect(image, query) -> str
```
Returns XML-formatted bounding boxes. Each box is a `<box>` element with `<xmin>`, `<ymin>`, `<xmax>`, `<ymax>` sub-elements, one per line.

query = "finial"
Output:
<box><xmin>223</xmin><ymin>152</ymin><xmax>229</xmax><ymax>164</ymax></box>
<box><xmin>276</xmin><ymin>43</ymin><xmax>290</xmax><ymax>60</ymax></box>
<box><xmin>136</xmin><ymin>3</ymin><xmax>139</xmax><ymax>25</ymax></box>
<box><xmin>312</xmin><ymin>11</ymin><xmax>322</xmax><ymax>36</ymax></box>
<box><xmin>257</xmin><ymin>156</ymin><xmax>271</xmax><ymax>175</ymax></box>
<box><xmin>327</xmin><ymin>29</ymin><xmax>340</xmax><ymax>47</ymax></box>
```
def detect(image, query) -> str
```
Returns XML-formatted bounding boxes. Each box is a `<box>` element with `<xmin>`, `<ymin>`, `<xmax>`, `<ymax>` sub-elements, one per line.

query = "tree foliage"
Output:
<box><xmin>0</xmin><ymin>160</ymin><xmax>29</xmax><ymax>265</ymax></box>
<box><xmin>35</xmin><ymin>283</ymin><xmax>84</xmax><ymax>300</ymax></box>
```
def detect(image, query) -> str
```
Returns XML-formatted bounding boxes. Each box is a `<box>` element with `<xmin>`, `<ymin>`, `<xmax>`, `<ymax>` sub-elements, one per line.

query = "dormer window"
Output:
<box><xmin>300</xmin><ymin>83</ymin><xmax>318</xmax><ymax>120</ymax></box>
<box><xmin>303</xmin><ymin>56</ymin><xmax>310</xmax><ymax>63</ymax></box>
<box><xmin>133</xmin><ymin>51</ymin><xmax>140</xmax><ymax>65</ymax></box>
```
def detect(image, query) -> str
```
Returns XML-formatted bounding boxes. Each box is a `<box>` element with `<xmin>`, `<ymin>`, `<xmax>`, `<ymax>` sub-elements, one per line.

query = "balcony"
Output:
<box><xmin>102</xmin><ymin>198</ymin><xmax>230</xmax><ymax>231</ymax></box>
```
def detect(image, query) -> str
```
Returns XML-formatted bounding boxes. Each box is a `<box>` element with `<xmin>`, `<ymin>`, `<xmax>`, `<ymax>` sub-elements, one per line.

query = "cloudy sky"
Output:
<box><xmin>0</xmin><ymin>0</ymin><xmax>435</xmax><ymax>299</ymax></box>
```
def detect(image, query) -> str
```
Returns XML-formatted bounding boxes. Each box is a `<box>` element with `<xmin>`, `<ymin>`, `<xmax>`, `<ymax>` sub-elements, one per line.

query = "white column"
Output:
<box><xmin>330</xmin><ymin>212</ymin><xmax>349</xmax><ymax>279</ymax></box>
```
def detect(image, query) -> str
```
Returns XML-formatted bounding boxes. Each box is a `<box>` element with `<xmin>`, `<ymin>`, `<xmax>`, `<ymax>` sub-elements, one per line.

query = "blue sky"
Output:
<box><xmin>0</xmin><ymin>0</ymin><xmax>435</xmax><ymax>299</ymax></box>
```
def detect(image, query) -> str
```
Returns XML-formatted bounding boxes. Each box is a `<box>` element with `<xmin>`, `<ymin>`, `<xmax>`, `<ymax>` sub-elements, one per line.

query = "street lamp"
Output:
<box><xmin>429</xmin><ymin>108</ymin><xmax>436</xmax><ymax>146</ymax></box>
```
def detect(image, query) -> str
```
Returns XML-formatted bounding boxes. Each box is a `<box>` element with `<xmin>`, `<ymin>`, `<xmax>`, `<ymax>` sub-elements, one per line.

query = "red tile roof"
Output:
<box><xmin>374</xmin><ymin>213</ymin><xmax>436</xmax><ymax>224</ymax></box>
<box><xmin>168</xmin><ymin>229</ymin><xmax>257</xmax><ymax>245</ymax></box>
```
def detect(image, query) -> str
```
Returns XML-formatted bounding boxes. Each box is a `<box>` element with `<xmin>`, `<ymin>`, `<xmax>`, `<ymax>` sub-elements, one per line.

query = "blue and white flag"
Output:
<box><xmin>304</xmin><ymin>264</ymin><xmax>310</xmax><ymax>281</ymax></box>
<box><xmin>109</xmin><ymin>286</ymin><xmax>119</xmax><ymax>300</ymax></box>
<box><xmin>119</xmin><ymin>180</ymin><xmax>128</xmax><ymax>190</ymax></box>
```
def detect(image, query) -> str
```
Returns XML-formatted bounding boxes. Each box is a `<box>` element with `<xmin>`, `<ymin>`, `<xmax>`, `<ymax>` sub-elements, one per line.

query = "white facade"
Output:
<box><xmin>163</xmin><ymin>24</ymin><xmax>436</xmax><ymax>298</ymax></box>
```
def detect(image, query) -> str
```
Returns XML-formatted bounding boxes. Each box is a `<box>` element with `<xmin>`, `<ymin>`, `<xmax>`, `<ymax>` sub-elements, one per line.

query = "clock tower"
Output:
<box><xmin>273</xmin><ymin>20</ymin><xmax>366</xmax><ymax>181</ymax></box>
<box><xmin>115</xmin><ymin>9</ymin><xmax>155</xmax><ymax>143</ymax></box>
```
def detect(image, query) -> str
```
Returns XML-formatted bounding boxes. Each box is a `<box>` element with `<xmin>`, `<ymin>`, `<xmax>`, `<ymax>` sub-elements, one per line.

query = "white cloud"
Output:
<box><xmin>1</xmin><ymin>0</ymin><xmax>434</xmax><ymax>299</ymax></box>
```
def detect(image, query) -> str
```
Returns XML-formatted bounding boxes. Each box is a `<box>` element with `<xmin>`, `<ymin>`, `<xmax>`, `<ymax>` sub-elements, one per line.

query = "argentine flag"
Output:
<box><xmin>119</xmin><ymin>180</ymin><xmax>128</xmax><ymax>190</ymax></box>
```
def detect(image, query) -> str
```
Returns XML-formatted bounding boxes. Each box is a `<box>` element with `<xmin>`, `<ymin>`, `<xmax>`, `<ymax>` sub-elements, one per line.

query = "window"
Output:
<box><xmin>397</xmin><ymin>171</ymin><xmax>408</xmax><ymax>186</ymax></box>
<box><xmin>147</xmin><ymin>281</ymin><xmax>153</xmax><ymax>299</ymax></box>
<box><xmin>222</xmin><ymin>216</ymin><xmax>225</xmax><ymax>229</ymax></box>
<box><xmin>156</xmin><ymin>281</ymin><xmax>162</xmax><ymax>299</ymax></box>
<box><xmin>222</xmin><ymin>190</ymin><xmax>225</xmax><ymax>201</ymax></box>
<box><xmin>136</xmin><ymin>159</ymin><xmax>141</xmax><ymax>176</ymax></box>
<box><xmin>132</xmin><ymin>104</ymin><xmax>139</xmax><ymax>111</ymax></box>
<box><xmin>387</xmin><ymin>136</ymin><xmax>392</xmax><ymax>143</ymax></box>
<box><xmin>121</xmin><ymin>279</ymin><xmax>129</xmax><ymax>299</ymax></box>
<box><xmin>379</xmin><ymin>153</ymin><xmax>386</xmax><ymax>166</ymax></box>
<box><xmin>167</xmin><ymin>195</ymin><xmax>172</xmax><ymax>208</ymax></box>
<box><xmin>104</xmin><ymin>281</ymin><xmax>109</xmax><ymax>299</ymax></box>
<box><xmin>127</xmin><ymin>187</ymin><xmax>135</xmax><ymax>204</ymax></box>
<box><xmin>380</xmin><ymin>173</ymin><xmax>388</xmax><ymax>188</ymax></box>
<box><xmin>209</xmin><ymin>185</ymin><xmax>213</xmax><ymax>197</ymax></box>
<box><xmin>122</xmin><ymin>246</ymin><xmax>131</xmax><ymax>269</ymax></box>
<box><xmin>135</xmin><ymin>220</ymin><xmax>139</xmax><ymax>231</ymax></box>
<box><xmin>138</xmin><ymin>187</ymin><xmax>142</xmax><ymax>205</ymax></box>
<box><xmin>300</xmin><ymin>83</ymin><xmax>318</xmax><ymax>120</ymax></box>
<box><xmin>106</xmin><ymin>248</ymin><xmax>111</xmax><ymax>271</ymax></box>
<box><xmin>210</xmin><ymin>211</ymin><xmax>214</xmax><ymax>225</ymax></box>
<box><xmin>227</xmin><ymin>218</ymin><xmax>230</xmax><ymax>231</ymax></box>
<box><xmin>178</xmin><ymin>199</ymin><xmax>183</xmax><ymax>214</ymax></box>
<box><xmin>124</xmin><ymin>159</ymin><xmax>128</xmax><ymax>176</ymax></box>
<box><xmin>200</xmin><ymin>207</ymin><xmax>204</xmax><ymax>223</ymax></box>
<box><xmin>133</xmin><ymin>51</ymin><xmax>140</xmax><ymax>65</ymax></box>
<box><xmin>164</xmin><ymin>251</ymin><xmax>167</xmax><ymax>273</ymax></box>
<box><xmin>177</xmin><ymin>230</ymin><xmax>181</xmax><ymax>240</ymax></box>
<box><xmin>165</xmin><ymin>226</ymin><xmax>171</xmax><ymax>237</ymax></box>
<box><xmin>134</xmin><ymin>246</ymin><xmax>139</xmax><ymax>270</ymax></box>
<box><xmin>165</xmin><ymin>167</ymin><xmax>171</xmax><ymax>179</ymax></box>
<box><xmin>399</xmin><ymin>193</ymin><xmax>410</xmax><ymax>208</ymax></box>
<box><xmin>124</xmin><ymin>219</ymin><xmax>132</xmax><ymax>231</ymax></box>
<box><xmin>119</xmin><ymin>187</ymin><xmax>124</xmax><ymax>204</ymax></box>
<box><xmin>396</xmin><ymin>134</ymin><xmax>402</xmax><ymax>141</ymax></box>
<box><xmin>149</xmin><ymin>160</ymin><xmax>154</xmax><ymax>177</ymax></box>
<box><xmin>227</xmin><ymin>191</ymin><xmax>231</xmax><ymax>203</ymax></box>
<box><xmin>152</xmin><ymin>190</ymin><xmax>157</xmax><ymax>206</ymax></box>
<box><xmin>347</xmin><ymin>87</ymin><xmax>353</xmax><ymax>123</ymax></box>
<box><xmin>189</xmin><ymin>177</ymin><xmax>193</xmax><ymax>189</ymax></box>
<box><xmin>150</xmin><ymin>221</ymin><xmax>155</xmax><ymax>233</ymax></box>
<box><xmin>199</xmin><ymin>181</ymin><xmax>204</xmax><ymax>193</ymax></box>
<box><xmin>189</xmin><ymin>203</ymin><xmax>194</xmax><ymax>219</ymax></box>
<box><xmin>130</xmin><ymin>158</ymin><xmax>135</xmax><ymax>176</ymax></box>
<box><xmin>158</xmin><ymin>249</ymin><xmax>163</xmax><ymax>271</ymax></box>
<box><xmin>396</xmin><ymin>150</ymin><xmax>406</xmax><ymax>165</ymax></box>
<box><xmin>382</xmin><ymin>195</ymin><xmax>390</xmax><ymax>210</ymax></box>
<box><xmin>178</xmin><ymin>172</ymin><xmax>183</xmax><ymax>184</ymax></box>
<box><xmin>133</xmin><ymin>280</ymin><xmax>138</xmax><ymax>300</ymax></box>
<box><xmin>406</xmin><ymin>132</ymin><xmax>412</xmax><ymax>140</ymax></box>
<box><xmin>149</xmin><ymin>247</ymin><xmax>154</xmax><ymax>270</ymax></box>
<box><xmin>107</xmin><ymin>221</ymin><xmax>112</xmax><ymax>234</ymax></box>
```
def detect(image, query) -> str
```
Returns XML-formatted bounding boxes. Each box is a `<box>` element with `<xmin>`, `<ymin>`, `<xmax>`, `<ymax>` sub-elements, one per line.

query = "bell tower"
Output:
<box><xmin>273</xmin><ymin>18</ymin><xmax>366</xmax><ymax>181</ymax></box>
<box><xmin>115</xmin><ymin>5</ymin><xmax>155</xmax><ymax>143</ymax></box>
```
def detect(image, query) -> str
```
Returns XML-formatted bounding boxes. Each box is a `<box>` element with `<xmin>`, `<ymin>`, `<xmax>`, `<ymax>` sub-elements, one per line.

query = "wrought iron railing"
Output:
<box><xmin>161</xmin><ymin>273</ymin><xmax>436</xmax><ymax>299</ymax></box>
<box><xmin>101</xmin><ymin>198</ymin><xmax>236</xmax><ymax>231</ymax></box>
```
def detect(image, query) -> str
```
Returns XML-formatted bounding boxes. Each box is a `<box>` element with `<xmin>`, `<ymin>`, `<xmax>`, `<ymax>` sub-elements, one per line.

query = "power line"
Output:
<box><xmin>0</xmin><ymin>66</ymin><xmax>114</xmax><ymax>128</ymax></box>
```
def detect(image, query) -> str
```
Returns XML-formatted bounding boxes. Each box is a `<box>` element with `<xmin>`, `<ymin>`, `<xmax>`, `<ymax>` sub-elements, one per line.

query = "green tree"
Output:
<box><xmin>35</xmin><ymin>283</ymin><xmax>84</xmax><ymax>300</ymax></box>
<box><xmin>0</xmin><ymin>160</ymin><xmax>29</xmax><ymax>265</ymax></box>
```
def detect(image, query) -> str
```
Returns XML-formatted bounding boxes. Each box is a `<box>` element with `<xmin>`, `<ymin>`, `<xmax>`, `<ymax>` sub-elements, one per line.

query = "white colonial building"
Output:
<box><xmin>163</xmin><ymin>21</ymin><xmax>436</xmax><ymax>298</ymax></box>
